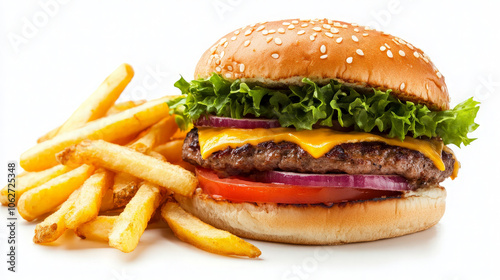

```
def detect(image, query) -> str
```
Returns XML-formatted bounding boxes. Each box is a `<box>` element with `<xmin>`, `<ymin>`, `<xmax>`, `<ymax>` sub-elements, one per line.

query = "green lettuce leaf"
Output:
<box><xmin>167</xmin><ymin>74</ymin><xmax>480</xmax><ymax>147</ymax></box>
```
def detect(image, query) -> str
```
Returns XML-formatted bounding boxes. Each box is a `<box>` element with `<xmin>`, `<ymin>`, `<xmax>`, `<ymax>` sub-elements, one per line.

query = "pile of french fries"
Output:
<box><xmin>1</xmin><ymin>64</ymin><xmax>261</xmax><ymax>258</ymax></box>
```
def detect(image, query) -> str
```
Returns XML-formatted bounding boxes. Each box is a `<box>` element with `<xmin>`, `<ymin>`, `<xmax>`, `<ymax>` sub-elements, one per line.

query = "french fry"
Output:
<box><xmin>161</xmin><ymin>202</ymin><xmax>261</xmax><ymax>258</ymax></box>
<box><xmin>37</xmin><ymin>126</ymin><xmax>61</xmax><ymax>143</ymax></box>
<box><xmin>100</xmin><ymin>188</ymin><xmax>115</xmax><ymax>212</ymax></box>
<box><xmin>75</xmin><ymin>216</ymin><xmax>117</xmax><ymax>242</ymax></box>
<box><xmin>57</xmin><ymin>140</ymin><xmax>197</xmax><ymax>197</ymax></box>
<box><xmin>108</xmin><ymin>182</ymin><xmax>162</xmax><ymax>252</ymax></box>
<box><xmin>147</xmin><ymin>151</ymin><xmax>167</xmax><ymax>162</ymax></box>
<box><xmin>153</xmin><ymin>140</ymin><xmax>183</xmax><ymax>163</ymax></box>
<box><xmin>127</xmin><ymin>116</ymin><xmax>178</xmax><ymax>153</ymax></box>
<box><xmin>105</xmin><ymin>100</ymin><xmax>146</xmax><ymax>116</ymax></box>
<box><xmin>171</xmin><ymin>128</ymin><xmax>188</xmax><ymax>140</ymax></box>
<box><xmin>21</xmin><ymin>97</ymin><xmax>171</xmax><ymax>171</ymax></box>
<box><xmin>112</xmin><ymin>172</ymin><xmax>141</xmax><ymax>209</ymax></box>
<box><xmin>37</xmin><ymin>100</ymin><xmax>145</xmax><ymax>144</ymax></box>
<box><xmin>57</xmin><ymin>63</ymin><xmax>134</xmax><ymax>136</ymax></box>
<box><xmin>0</xmin><ymin>164</ymin><xmax>73</xmax><ymax>206</ymax></box>
<box><xmin>65</xmin><ymin>169</ymin><xmax>114</xmax><ymax>229</ymax></box>
<box><xmin>17</xmin><ymin>164</ymin><xmax>95</xmax><ymax>221</ymax></box>
<box><xmin>33</xmin><ymin>187</ymin><xmax>82</xmax><ymax>244</ymax></box>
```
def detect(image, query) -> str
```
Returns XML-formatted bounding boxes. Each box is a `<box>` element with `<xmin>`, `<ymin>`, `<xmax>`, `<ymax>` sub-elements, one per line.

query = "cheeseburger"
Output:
<box><xmin>168</xmin><ymin>19</ymin><xmax>479</xmax><ymax>244</ymax></box>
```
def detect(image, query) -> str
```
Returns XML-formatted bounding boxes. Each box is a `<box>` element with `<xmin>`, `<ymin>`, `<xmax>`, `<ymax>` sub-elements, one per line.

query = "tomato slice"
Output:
<box><xmin>196</xmin><ymin>168</ymin><xmax>401</xmax><ymax>204</ymax></box>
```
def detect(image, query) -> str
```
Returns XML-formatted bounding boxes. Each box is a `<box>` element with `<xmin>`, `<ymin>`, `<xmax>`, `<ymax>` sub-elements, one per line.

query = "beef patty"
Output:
<box><xmin>183</xmin><ymin>128</ymin><xmax>455</xmax><ymax>188</ymax></box>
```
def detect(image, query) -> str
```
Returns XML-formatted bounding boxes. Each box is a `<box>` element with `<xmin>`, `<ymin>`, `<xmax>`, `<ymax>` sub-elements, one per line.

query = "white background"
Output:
<box><xmin>1</xmin><ymin>1</ymin><xmax>499</xmax><ymax>279</ymax></box>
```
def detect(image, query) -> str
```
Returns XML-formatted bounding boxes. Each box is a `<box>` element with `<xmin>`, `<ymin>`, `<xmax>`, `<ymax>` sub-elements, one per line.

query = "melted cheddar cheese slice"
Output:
<box><xmin>197</xmin><ymin>127</ymin><xmax>446</xmax><ymax>171</ymax></box>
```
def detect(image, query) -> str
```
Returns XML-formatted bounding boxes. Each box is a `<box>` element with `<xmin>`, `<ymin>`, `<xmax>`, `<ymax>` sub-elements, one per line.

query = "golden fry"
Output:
<box><xmin>75</xmin><ymin>216</ymin><xmax>117</xmax><ymax>242</ymax></box>
<box><xmin>154</xmin><ymin>140</ymin><xmax>183</xmax><ymax>163</ymax></box>
<box><xmin>37</xmin><ymin>126</ymin><xmax>61</xmax><ymax>143</ymax></box>
<box><xmin>33</xmin><ymin>187</ymin><xmax>82</xmax><ymax>244</ymax></box>
<box><xmin>105</xmin><ymin>100</ymin><xmax>146</xmax><ymax>116</ymax></box>
<box><xmin>57</xmin><ymin>63</ymin><xmax>134</xmax><ymax>135</ymax></box>
<box><xmin>111</xmin><ymin>172</ymin><xmax>141</xmax><ymax>209</ymax></box>
<box><xmin>65</xmin><ymin>169</ymin><xmax>114</xmax><ymax>229</ymax></box>
<box><xmin>57</xmin><ymin>140</ymin><xmax>197</xmax><ymax>197</ymax></box>
<box><xmin>0</xmin><ymin>164</ymin><xmax>73</xmax><ymax>206</ymax></box>
<box><xmin>21</xmin><ymin>97</ymin><xmax>170</xmax><ymax>171</ymax></box>
<box><xmin>38</xmin><ymin>100</ymin><xmax>145</xmax><ymax>144</ymax></box>
<box><xmin>127</xmin><ymin>116</ymin><xmax>178</xmax><ymax>153</ymax></box>
<box><xmin>161</xmin><ymin>202</ymin><xmax>261</xmax><ymax>258</ymax></box>
<box><xmin>100</xmin><ymin>188</ymin><xmax>115</xmax><ymax>212</ymax></box>
<box><xmin>17</xmin><ymin>164</ymin><xmax>95</xmax><ymax>221</ymax></box>
<box><xmin>108</xmin><ymin>182</ymin><xmax>162</xmax><ymax>253</ymax></box>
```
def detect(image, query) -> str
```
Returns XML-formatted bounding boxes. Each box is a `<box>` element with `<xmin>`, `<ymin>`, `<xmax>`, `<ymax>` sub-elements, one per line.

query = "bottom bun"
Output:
<box><xmin>176</xmin><ymin>187</ymin><xmax>446</xmax><ymax>245</ymax></box>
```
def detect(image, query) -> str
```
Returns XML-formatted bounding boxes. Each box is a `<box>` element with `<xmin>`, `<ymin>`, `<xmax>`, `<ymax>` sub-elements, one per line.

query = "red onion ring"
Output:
<box><xmin>256</xmin><ymin>171</ymin><xmax>411</xmax><ymax>191</ymax></box>
<box><xmin>194</xmin><ymin>115</ymin><xmax>281</xmax><ymax>129</ymax></box>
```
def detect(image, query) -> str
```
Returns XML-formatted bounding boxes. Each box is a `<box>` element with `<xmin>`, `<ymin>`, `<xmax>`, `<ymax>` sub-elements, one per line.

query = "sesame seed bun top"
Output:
<box><xmin>195</xmin><ymin>18</ymin><xmax>450</xmax><ymax>111</ymax></box>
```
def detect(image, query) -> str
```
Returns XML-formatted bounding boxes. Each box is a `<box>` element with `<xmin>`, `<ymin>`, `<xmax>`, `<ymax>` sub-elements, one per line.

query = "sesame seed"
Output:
<box><xmin>399</xmin><ymin>50</ymin><xmax>405</xmax><ymax>56</ymax></box>
<box><xmin>266</xmin><ymin>36</ymin><xmax>273</xmax><ymax>43</ymax></box>
<box><xmin>292</xmin><ymin>20</ymin><xmax>299</xmax><ymax>24</ymax></box>
<box><xmin>356</xmin><ymin>49</ymin><xmax>364</xmax><ymax>56</ymax></box>
<box><xmin>271</xmin><ymin>53</ymin><xmax>279</xmax><ymax>59</ymax></box>
<box><xmin>387</xmin><ymin>50</ymin><xmax>393</xmax><ymax>58</ymax></box>
<box><xmin>407</xmin><ymin>43</ymin><xmax>414</xmax><ymax>50</ymax></box>
<box><xmin>334</xmin><ymin>22</ymin><xmax>342</xmax><ymax>27</ymax></box>
<box><xmin>364</xmin><ymin>26</ymin><xmax>371</xmax><ymax>30</ymax></box>
<box><xmin>380</xmin><ymin>46</ymin><xmax>386</xmax><ymax>51</ymax></box>
<box><xmin>422</xmin><ymin>57</ymin><xmax>429</xmax><ymax>63</ymax></box>
<box><xmin>352</xmin><ymin>23</ymin><xmax>358</xmax><ymax>27</ymax></box>
<box><xmin>325</xmin><ymin>32</ymin><xmax>334</xmax><ymax>38</ymax></box>
<box><xmin>219</xmin><ymin>38</ymin><xmax>227</xmax><ymax>45</ymax></box>
<box><xmin>297</xmin><ymin>30</ymin><xmax>305</xmax><ymax>35</ymax></box>
<box><xmin>269</xmin><ymin>29</ymin><xmax>276</xmax><ymax>34</ymax></box>
<box><xmin>342</xmin><ymin>24</ymin><xmax>348</xmax><ymax>28</ymax></box>
<box><xmin>320</xmin><ymin>45</ymin><xmax>326</xmax><ymax>53</ymax></box>
<box><xmin>244</xmin><ymin>40</ymin><xmax>251</xmax><ymax>47</ymax></box>
<box><xmin>301</xmin><ymin>23</ymin><xmax>308</xmax><ymax>27</ymax></box>
<box><xmin>250</xmin><ymin>23</ymin><xmax>256</xmax><ymax>27</ymax></box>
<box><xmin>288</xmin><ymin>24</ymin><xmax>295</xmax><ymax>30</ymax></box>
<box><xmin>362</xmin><ymin>33</ymin><xmax>369</xmax><ymax>37</ymax></box>
<box><xmin>327</xmin><ymin>19</ymin><xmax>333</xmax><ymax>24</ymax></box>
<box><xmin>354</xmin><ymin>28</ymin><xmax>360</xmax><ymax>32</ymax></box>
<box><xmin>400</xmin><ymin>83</ymin><xmax>405</xmax><ymax>90</ymax></box>
<box><xmin>262</xmin><ymin>30</ymin><xmax>269</xmax><ymax>35</ymax></box>
<box><xmin>282</xmin><ymin>22</ymin><xmax>290</xmax><ymax>26</ymax></box>
<box><xmin>336</xmin><ymin>37</ymin><xmax>343</xmax><ymax>43</ymax></box>
<box><xmin>330</xmin><ymin>28</ymin><xmax>339</xmax><ymax>34</ymax></box>
<box><xmin>413</xmin><ymin>51</ymin><xmax>419</xmax><ymax>58</ymax></box>
<box><xmin>256</xmin><ymin>25</ymin><xmax>265</xmax><ymax>32</ymax></box>
<box><xmin>227</xmin><ymin>65</ymin><xmax>232</xmax><ymax>71</ymax></box>
<box><xmin>313</xmin><ymin>27</ymin><xmax>322</xmax><ymax>32</ymax></box>
<box><xmin>225</xmin><ymin>73</ymin><xmax>232</xmax><ymax>78</ymax></box>
<box><xmin>346</xmin><ymin>57</ymin><xmax>353</xmax><ymax>64</ymax></box>
<box><xmin>210</xmin><ymin>46</ymin><xmax>217</xmax><ymax>53</ymax></box>
<box><xmin>216</xmin><ymin>66</ymin><xmax>221</xmax><ymax>72</ymax></box>
<box><xmin>275</xmin><ymin>38</ymin><xmax>282</xmax><ymax>45</ymax></box>
<box><xmin>384</xmin><ymin>43</ymin><xmax>391</xmax><ymax>49</ymax></box>
<box><xmin>278</xmin><ymin>28</ymin><xmax>285</xmax><ymax>34</ymax></box>
<box><xmin>231</xmin><ymin>36</ymin><xmax>237</xmax><ymax>41</ymax></box>
<box><xmin>323</xmin><ymin>24</ymin><xmax>331</xmax><ymax>29</ymax></box>
<box><xmin>234</xmin><ymin>30</ymin><xmax>240</xmax><ymax>35</ymax></box>
<box><xmin>320</xmin><ymin>54</ymin><xmax>328</xmax><ymax>59</ymax></box>
<box><xmin>245</xmin><ymin>29</ymin><xmax>253</xmax><ymax>36</ymax></box>
<box><xmin>220</xmin><ymin>51</ymin><xmax>225</xmax><ymax>58</ymax></box>
<box><xmin>351</xmin><ymin>35</ymin><xmax>359</xmax><ymax>42</ymax></box>
<box><xmin>223</xmin><ymin>42</ymin><xmax>228</xmax><ymax>48</ymax></box>
<box><xmin>240</xmin><ymin>64</ymin><xmax>245</xmax><ymax>72</ymax></box>
<box><xmin>310</xmin><ymin>35</ymin><xmax>315</xmax><ymax>41</ymax></box>
<box><xmin>436</xmin><ymin>72</ymin><xmax>442</xmax><ymax>78</ymax></box>
<box><xmin>441</xmin><ymin>86</ymin><xmax>446</xmax><ymax>92</ymax></box>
